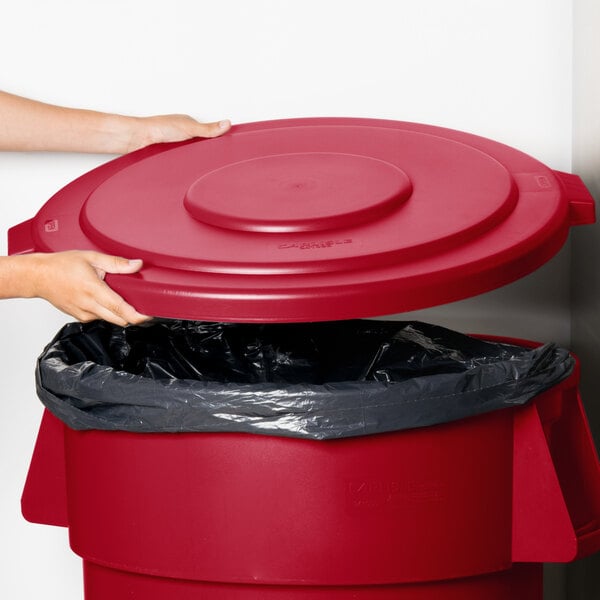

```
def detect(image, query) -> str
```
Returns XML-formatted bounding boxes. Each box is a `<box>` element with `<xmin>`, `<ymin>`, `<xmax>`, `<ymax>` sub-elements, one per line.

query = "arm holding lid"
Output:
<box><xmin>0</xmin><ymin>90</ymin><xmax>231</xmax><ymax>153</ymax></box>
<box><xmin>0</xmin><ymin>252</ymin><xmax>148</xmax><ymax>327</ymax></box>
<box><xmin>0</xmin><ymin>90</ymin><xmax>232</xmax><ymax>324</ymax></box>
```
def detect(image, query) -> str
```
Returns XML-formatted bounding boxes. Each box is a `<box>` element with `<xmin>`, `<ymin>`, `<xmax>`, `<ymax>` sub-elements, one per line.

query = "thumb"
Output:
<box><xmin>194</xmin><ymin>119</ymin><xmax>231</xmax><ymax>138</ymax></box>
<box><xmin>91</xmin><ymin>254</ymin><xmax>144</xmax><ymax>275</ymax></box>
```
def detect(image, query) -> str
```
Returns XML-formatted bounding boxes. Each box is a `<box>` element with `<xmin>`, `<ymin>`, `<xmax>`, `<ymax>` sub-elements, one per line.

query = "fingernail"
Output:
<box><xmin>218</xmin><ymin>119</ymin><xmax>231</xmax><ymax>130</ymax></box>
<box><xmin>128</xmin><ymin>259</ymin><xmax>143</xmax><ymax>266</ymax></box>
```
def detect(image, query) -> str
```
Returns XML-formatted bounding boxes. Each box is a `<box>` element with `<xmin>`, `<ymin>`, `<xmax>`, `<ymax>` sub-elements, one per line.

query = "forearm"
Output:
<box><xmin>0</xmin><ymin>91</ymin><xmax>143</xmax><ymax>154</ymax></box>
<box><xmin>0</xmin><ymin>90</ymin><xmax>230</xmax><ymax>154</ymax></box>
<box><xmin>0</xmin><ymin>254</ymin><xmax>39</xmax><ymax>299</ymax></box>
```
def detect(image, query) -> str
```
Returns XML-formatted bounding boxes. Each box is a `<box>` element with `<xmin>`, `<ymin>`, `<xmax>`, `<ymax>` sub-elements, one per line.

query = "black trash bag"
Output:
<box><xmin>36</xmin><ymin>319</ymin><xmax>574</xmax><ymax>439</ymax></box>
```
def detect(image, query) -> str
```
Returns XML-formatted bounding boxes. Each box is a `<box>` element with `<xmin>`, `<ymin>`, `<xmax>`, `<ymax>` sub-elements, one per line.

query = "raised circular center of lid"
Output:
<box><xmin>183</xmin><ymin>152</ymin><xmax>412</xmax><ymax>233</ymax></box>
<box><xmin>78</xmin><ymin>125</ymin><xmax>520</xmax><ymax>278</ymax></box>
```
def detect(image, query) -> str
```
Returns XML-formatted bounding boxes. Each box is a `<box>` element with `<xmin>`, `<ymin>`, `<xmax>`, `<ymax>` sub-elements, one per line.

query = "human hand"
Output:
<box><xmin>25</xmin><ymin>251</ymin><xmax>149</xmax><ymax>326</ymax></box>
<box><xmin>125</xmin><ymin>114</ymin><xmax>232</xmax><ymax>153</ymax></box>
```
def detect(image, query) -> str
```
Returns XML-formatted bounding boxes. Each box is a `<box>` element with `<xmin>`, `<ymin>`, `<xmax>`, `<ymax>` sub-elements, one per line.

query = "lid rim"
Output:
<box><xmin>22</xmin><ymin>117</ymin><xmax>585</xmax><ymax>322</ymax></box>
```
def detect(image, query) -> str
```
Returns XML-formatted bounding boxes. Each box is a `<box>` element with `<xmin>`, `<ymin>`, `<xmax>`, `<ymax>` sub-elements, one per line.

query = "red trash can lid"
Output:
<box><xmin>11</xmin><ymin>117</ymin><xmax>595</xmax><ymax>322</ymax></box>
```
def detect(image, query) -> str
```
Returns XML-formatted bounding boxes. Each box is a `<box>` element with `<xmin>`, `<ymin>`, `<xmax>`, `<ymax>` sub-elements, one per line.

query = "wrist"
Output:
<box><xmin>0</xmin><ymin>254</ymin><xmax>45</xmax><ymax>300</ymax></box>
<box><xmin>99</xmin><ymin>113</ymin><xmax>147</xmax><ymax>154</ymax></box>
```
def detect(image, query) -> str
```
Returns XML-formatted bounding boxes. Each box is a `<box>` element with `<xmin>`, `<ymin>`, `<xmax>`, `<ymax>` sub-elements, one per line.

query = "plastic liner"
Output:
<box><xmin>36</xmin><ymin>320</ymin><xmax>574</xmax><ymax>440</ymax></box>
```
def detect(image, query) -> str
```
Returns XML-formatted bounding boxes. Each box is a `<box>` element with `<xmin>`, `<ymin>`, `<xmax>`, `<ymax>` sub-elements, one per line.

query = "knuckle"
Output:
<box><xmin>110</xmin><ymin>255</ymin><xmax>126</xmax><ymax>269</ymax></box>
<box><xmin>198</xmin><ymin>123</ymin><xmax>218</xmax><ymax>137</ymax></box>
<box><xmin>129</xmin><ymin>314</ymin><xmax>149</xmax><ymax>326</ymax></box>
<box><xmin>108</xmin><ymin>299</ymin><xmax>127</xmax><ymax>318</ymax></box>
<box><xmin>73</xmin><ymin>309</ymin><xmax>94</xmax><ymax>323</ymax></box>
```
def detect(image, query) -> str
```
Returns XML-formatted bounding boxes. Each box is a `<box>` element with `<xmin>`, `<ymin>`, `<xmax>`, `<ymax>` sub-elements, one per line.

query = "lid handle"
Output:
<box><xmin>21</xmin><ymin>410</ymin><xmax>69</xmax><ymax>527</ymax></box>
<box><xmin>512</xmin><ymin>384</ymin><xmax>600</xmax><ymax>562</ymax></box>
<box><xmin>553</xmin><ymin>170</ymin><xmax>596</xmax><ymax>226</ymax></box>
<box><xmin>8</xmin><ymin>218</ymin><xmax>35</xmax><ymax>255</ymax></box>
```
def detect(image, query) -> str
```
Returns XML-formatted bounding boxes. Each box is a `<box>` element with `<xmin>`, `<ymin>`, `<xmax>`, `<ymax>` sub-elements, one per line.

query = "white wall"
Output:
<box><xmin>0</xmin><ymin>1</ymin><xmax>576</xmax><ymax>598</ymax></box>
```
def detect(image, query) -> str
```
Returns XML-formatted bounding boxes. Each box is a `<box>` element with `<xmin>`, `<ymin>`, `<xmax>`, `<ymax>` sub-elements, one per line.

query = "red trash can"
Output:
<box><xmin>10</xmin><ymin>118</ymin><xmax>600</xmax><ymax>598</ymax></box>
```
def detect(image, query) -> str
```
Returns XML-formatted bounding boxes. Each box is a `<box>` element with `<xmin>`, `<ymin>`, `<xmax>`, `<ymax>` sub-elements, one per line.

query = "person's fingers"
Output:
<box><xmin>85</xmin><ymin>303</ymin><xmax>130</xmax><ymax>327</ymax></box>
<box><xmin>190</xmin><ymin>119</ymin><xmax>231</xmax><ymax>138</ymax></box>
<box><xmin>63</xmin><ymin>252</ymin><xmax>149</xmax><ymax>324</ymax></box>
<box><xmin>127</xmin><ymin>115</ymin><xmax>232</xmax><ymax>151</ymax></box>
<box><xmin>89</xmin><ymin>283</ymin><xmax>150</xmax><ymax>326</ymax></box>
<box><xmin>88</xmin><ymin>253</ymin><xmax>144</xmax><ymax>277</ymax></box>
<box><xmin>154</xmin><ymin>114</ymin><xmax>231</xmax><ymax>140</ymax></box>
<box><xmin>65</xmin><ymin>307</ymin><xmax>99</xmax><ymax>324</ymax></box>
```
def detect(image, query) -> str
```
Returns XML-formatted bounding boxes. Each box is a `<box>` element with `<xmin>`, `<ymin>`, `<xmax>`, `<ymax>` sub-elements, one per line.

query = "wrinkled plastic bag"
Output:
<box><xmin>36</xmin><ymin>319</ymin><xmax>574</xmax><ymax>439</ymax></box>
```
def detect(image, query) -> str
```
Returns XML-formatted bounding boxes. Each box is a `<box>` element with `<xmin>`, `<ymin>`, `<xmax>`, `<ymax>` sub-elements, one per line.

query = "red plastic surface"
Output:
<box><xmin>83</xmin><ymin>561</ymin><xmax>542</xmax><ymax>600</ymax></box>
<box><xmin>21</xmin><ymin>409</ymin><xmax>68</xmax><ymax>527</ymax></box>
<box><xmin>8</xmin><ymin>118</ymin><xmax>596</xmax><ymax>322</ymax></box>
<box><xmin>513</xmin><ymin>388</ymin><xmax>600</xmax><ymax>561</ymax></box>
<box><xmin>64</xmin><ymin>412</ymin><xmax>513</xmax><ymax>586</ymax></box>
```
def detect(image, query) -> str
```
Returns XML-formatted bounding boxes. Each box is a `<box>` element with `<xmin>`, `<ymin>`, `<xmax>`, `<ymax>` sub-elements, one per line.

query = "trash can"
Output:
<box><xmin>9</xmin><ymin>117</ymin><xmax>600</xmax><ymax>599</ymax></box>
